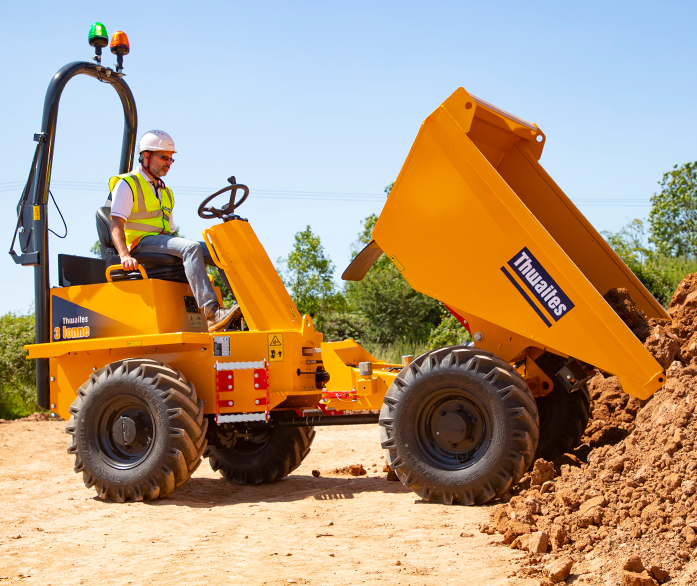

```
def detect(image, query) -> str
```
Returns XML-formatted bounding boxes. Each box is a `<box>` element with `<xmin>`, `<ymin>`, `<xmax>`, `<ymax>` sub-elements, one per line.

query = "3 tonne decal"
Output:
<box><xmin>500</xmin><ymin>247</ymin><xmax>575</xmax><ymax>328</ymax></box>
<box><xmin>51</xmin><ymin>296</ymin><xmax>140</xmax><ymax>341</ymax></box>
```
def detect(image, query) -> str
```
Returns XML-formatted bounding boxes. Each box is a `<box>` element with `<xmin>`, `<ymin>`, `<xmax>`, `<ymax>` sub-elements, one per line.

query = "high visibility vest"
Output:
<box><xmin>108</xmin><ymin>170</ymin><xmax>175</xmax><ymax>250</ymax></box>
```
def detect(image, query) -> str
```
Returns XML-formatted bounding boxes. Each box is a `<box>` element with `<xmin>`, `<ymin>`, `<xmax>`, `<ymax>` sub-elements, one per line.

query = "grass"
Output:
<box><xmin>0</xmin><ymin>386</ymin><xmax>43</xmax><ymax>420</ymax></box>
<box><xmin>363</xmin><ymin>340</ymin><xmax>431</xmax><ymax>365</ymax></box>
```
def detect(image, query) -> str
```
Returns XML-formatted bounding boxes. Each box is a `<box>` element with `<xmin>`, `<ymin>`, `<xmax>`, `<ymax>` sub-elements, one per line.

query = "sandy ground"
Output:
<box><xmin>0</xmin><ymin>419</ymin><xmax>536</xmax><ymax>586</ymax></box>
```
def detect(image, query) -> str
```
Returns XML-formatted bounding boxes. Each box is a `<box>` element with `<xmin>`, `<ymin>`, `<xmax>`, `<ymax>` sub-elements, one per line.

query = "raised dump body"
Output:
<box><xmin>347</xmin><ymin>87</ymin><xmax>666</xmax><ymax>400</ymax></box>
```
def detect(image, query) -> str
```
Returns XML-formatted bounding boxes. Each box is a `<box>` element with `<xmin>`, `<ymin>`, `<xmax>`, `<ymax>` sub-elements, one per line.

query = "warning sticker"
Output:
<box><xmin>213</xmin><ymin>336</ymin><xmax>231</xmax><ymax>357</ymax></box>
<box><xmin>268</xmin><ymin>333</ymin><xmax>284</xmax><ymax>362</ymax></box>
<box><xmin>187</xmin><ymin>313</ymin><xmax>203</xmax><ymax>328</ymax></box>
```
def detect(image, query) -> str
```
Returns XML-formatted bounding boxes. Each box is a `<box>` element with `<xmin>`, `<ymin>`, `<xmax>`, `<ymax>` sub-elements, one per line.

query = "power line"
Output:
<box><xmin>0</xmin><ymin>179</ymin><xmax>653</xmax><ymax>206</ymax></box>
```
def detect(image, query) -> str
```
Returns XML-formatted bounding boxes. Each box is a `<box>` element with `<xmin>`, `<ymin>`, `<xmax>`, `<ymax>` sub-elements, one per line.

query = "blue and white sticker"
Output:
<box><xmin>501</xmin><ymin>247</ymin><xmax>575</xmax><ymax>327</ymax></box>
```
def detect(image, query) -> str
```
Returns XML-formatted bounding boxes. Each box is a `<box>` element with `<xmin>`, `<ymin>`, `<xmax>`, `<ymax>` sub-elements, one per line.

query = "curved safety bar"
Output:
<box><xmin>28</xmin><ymin>60</ymin><xmax>138</xmax><ymax>409</ymax></box>
<box><xmin>105</xmin><ymin>264</ymin><xmax>149</xmax><ymax>283</ymax></box>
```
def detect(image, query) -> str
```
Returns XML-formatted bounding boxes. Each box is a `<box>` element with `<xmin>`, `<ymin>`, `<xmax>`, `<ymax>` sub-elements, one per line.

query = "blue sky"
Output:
<box><xmin>2</xmin><ymin>1</ymin><xmax>696</xmax><ymax>314</ymax></box>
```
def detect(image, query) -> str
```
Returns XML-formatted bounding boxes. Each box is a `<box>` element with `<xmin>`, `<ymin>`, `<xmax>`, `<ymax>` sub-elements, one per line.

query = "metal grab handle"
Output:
<box><xmin>203</xmin><ymin>229</ymin><xmax>230</xmax><ymax>270</ymax></box>
<box><xmin>105</xmin><ymin>263</ymin><xmax>149</xmax><ymax>283</ymax></box>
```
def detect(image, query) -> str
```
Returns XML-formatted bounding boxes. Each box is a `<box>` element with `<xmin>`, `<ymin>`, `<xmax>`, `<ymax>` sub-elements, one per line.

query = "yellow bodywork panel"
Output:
<box><xmin>372</xmin><ymin>87</ymin><xmax>666</xmax><ymax>400</ymax></box>
<box><xmin>320</xmin><ymin>340</ymin><xmax>399</xmax><ymax>411</ymax></box>
<box><xmin>203</xmin><ymin>220</ymin><xmax>301</xmax><ymax>332</ymax></box>
<box><xmin>26</xmin><ymin>219</ymin><xmax>394</xmax><ymax>421</ymax></box>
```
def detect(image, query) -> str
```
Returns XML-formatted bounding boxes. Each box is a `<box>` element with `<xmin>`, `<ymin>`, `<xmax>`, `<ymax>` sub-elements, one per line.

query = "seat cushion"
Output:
<box><xmin>108</xmin><ymin>252</ymin><xmax>184</xmax><ymax>267</ymax></box>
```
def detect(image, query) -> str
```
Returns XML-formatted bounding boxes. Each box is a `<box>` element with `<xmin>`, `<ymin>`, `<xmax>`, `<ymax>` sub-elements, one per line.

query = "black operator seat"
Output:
<box><xmin>95</xmin><ymin>206</ymin><xmax>187</xmax><ymax>282</ymax></box>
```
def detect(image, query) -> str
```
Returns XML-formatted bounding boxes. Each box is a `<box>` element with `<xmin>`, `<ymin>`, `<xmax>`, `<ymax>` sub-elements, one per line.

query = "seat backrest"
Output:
<box><xmin>59</xmin><ymin>254</ymin><xmax>108</xmax><ymax>287</ymax></box>
<box><xmin>96</xmin><ymin>206</ymin><xmax>115</xmax><ymax>261</ymax></box>
<box><xmin>94</xmin><ymin>205</ymin><xmax>187</xmax><ymax>283</ymax></box>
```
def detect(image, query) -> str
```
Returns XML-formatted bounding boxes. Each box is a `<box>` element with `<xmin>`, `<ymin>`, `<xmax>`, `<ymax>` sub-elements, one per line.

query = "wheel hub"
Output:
<box><xmin>96</xmin><ymin>397</ymin><xmax>155</xmax><ymax>468</ymax></box>
<box><xmin>431</xmin><ymin>401</ymin><xmax>482</xmax><ymax>453</ymax></box>
<box><xmin>437</xmin><ymin>412</ymin><xmax>471</xmax><ymax>444</ymax></box>
<box><xmin>416</xmin><ymin>391</ymin><xmax>488</xmax><ymax>470</ymax></box>
<box><xmin>112</xmin><ymin>417</ymin><xmax>137</xmax><ymax>446</ymax></box>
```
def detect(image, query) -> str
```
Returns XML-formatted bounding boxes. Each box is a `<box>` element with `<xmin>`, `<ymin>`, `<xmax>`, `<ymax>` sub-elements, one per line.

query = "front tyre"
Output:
<box><xmin>379</xmin><ymin>346</ymin><xmax>539</xmax><ymax>505</ymax></box>
<box><xmin>66</xmin><ymin>359</ymin><xmax>207</xmax><ymax>502</ymax></box>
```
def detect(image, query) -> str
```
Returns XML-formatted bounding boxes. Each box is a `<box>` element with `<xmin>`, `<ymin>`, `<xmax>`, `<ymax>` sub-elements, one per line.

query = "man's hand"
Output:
<box><xmin>110</xmin><ymin>216</ymin><xmax>139</xmax><ymax>271</ymax></box>
<box><xmin>120</xmin><ymin>254</ymin><xmax>139</xmax><ymax>271</ymax></box>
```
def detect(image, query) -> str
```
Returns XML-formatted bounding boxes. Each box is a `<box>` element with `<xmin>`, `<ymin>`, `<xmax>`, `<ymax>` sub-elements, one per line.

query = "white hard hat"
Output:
<box><xmin>138</xmin><ymin>130</ymin><xmax>177</xmax><ymax>154</ymax></box>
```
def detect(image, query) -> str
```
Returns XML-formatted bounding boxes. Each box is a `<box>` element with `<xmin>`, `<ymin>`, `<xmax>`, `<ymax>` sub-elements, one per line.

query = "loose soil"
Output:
<box><xmin>0</xmin><ymin>420</ymin><xmax>535</xmax><ymax>586</ymax></box>
<box><xmin>479</xmin><ymin>279</ymin><xmax>697</xmax><ymax>586</ymax></box>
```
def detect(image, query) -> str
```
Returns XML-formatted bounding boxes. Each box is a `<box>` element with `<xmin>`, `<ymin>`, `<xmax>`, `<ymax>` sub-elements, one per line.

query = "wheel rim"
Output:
<box><xmin>414</xmin><ymin>388</ymin><xmax>490</xmax><ymax>470</ymax></box>
<box><xmin>95</xmin><ymin>394</ymin><xmax>155</xmax><ymax>469</ymax></box>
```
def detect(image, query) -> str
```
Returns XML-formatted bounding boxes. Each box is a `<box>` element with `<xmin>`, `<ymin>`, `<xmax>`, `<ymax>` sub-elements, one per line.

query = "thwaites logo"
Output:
<box><xmin>51</xmin><ymin>296</ymin><xmax>139</xmax><ymax>341</ymax></box>
<box><xmin>501</xmin><ymin>247</ymin><xmax>575</xmax><ymax>327</ymax></box>
<box><xmin>54</xmin><ymin>316</ymin><xmax>91</xmax><ymax>341</ymax></box>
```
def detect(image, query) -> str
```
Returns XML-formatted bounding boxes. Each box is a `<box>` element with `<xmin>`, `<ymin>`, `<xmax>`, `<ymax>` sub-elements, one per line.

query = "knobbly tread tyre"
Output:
<box><xmin>534</xmin><ymin>382</ymin><xmax>590</xmax><ymax>461</ymax></box>
<box><xmin>66</xmin><ymin>358</ymin><xmax>207</xmax><ymax>502</ymax></box>
<box><xmin>532</xmin><ymin>351</ymin><xmax>591</xmax><ymax>461</ymax></box>
<box><xmin>379</xmin><ymin>346</ymin><xmax>539</xmax><ymax>505</ymax></box>
<box><xmin>205</xmin><ymin>420</ymin><xmax>315</xmax><ymax>485</ymax></box>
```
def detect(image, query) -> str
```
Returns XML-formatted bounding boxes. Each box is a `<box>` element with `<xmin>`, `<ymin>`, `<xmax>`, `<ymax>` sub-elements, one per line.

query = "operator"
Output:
<box><xmin>108</xmin><ymin>130</ymin><xmax>241</xmax><ymax>332</ymax></box>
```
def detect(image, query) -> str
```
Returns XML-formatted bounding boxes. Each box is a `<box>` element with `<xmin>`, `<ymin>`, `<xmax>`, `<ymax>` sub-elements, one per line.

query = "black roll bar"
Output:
<box><xmin>11</xmin><ymin>61</ymin><xmax>138</xmax><ymax>409</ymax></box>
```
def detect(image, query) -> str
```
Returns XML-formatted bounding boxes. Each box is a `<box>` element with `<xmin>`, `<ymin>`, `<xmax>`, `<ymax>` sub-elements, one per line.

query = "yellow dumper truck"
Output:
<box><xmin>11</xmin><ymin>26</ymin><xmax>667</xmax><ymax>505</ymax></box>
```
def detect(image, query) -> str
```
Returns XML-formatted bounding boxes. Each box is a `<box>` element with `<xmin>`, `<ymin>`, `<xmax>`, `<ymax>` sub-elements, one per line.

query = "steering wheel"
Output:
<box><xmin>197</xmin><ymin>176</ymin><xmax>249</xmax><ymax>221</ymax></box>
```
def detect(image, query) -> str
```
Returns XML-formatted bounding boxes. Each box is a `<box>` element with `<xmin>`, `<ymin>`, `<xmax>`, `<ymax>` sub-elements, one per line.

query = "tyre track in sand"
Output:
<box><xmin>0</xmin><ymin>420</ymin><xmax>535</xmax><ymax>586</ymax></box>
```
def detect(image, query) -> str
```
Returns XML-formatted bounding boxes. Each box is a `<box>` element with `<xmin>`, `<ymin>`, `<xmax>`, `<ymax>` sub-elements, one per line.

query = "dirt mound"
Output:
<box><xmin>20</xmin><ymin>412</ymin><xmax>52</xmax><ymax>422</ymax></box>
<box><xmin>580</xmin><ymin>373</ymin><xmax>644</xmax><ymax>452</ymax></box>
<box><xmin>481</xmin><ymin>364</ymin><xmax>697</xmax><ymax>584</ymax></box>
<box><xmin>0</xmin><ymin>412</ymin><xmax>53</xmax><ymax>424</ymax></box>
<box><xmin>565</xmin><ymin>289</ymin><xmax>679</xmax><ymax>461</ymax></box>
<box><xmin>479</xmin><ymin>277</ymin><xmax>697</xmax><ymax>585</ymax></box>
<box><xmin>603</xmin><ymin>288</ymin><xmax>652</xmax><ymax>342</ymax></box>
<box><xmin>329</xmin><ymin>464</ymin><xmax>367</xmax><ymax>476</ymax></box>
<box><xmin>669</xmin><ymin>274</ymin><xmax>697</xmax><ymax>362</ymax></box>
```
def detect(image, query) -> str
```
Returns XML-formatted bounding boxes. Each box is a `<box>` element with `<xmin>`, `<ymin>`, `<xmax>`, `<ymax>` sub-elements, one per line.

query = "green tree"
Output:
<box><xmin>344</xmin><ymin>214</ymin><xmax>442</xmax><ymax>348</ymax></box>
<box><xmin>278</xmin><ymin>226</ymin><xmax>344</xmax><ymax>334</ymax></box>
<box><xmin>603</xmin><ymin>219</ymin><xmax>651</xmax><ymax>265</ymax></box>
<box><xmin>649</xmin><ymin>161</ymin><xmax>697</xmax><ymax>258</ymax></box>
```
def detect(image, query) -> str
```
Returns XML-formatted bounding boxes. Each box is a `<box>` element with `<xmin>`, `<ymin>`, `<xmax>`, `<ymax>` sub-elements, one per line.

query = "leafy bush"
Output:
<box><xmin>207</xmin><ymin>266</ymin><xmax>236</xmax><ymax>306</ymax></box>
<box><xmin>0</xmin><ymin>312</ymin><xmax>40</xmax><ymax>419</ymax></box>
<box><xmin>602</xmin><ymin>219</ymin><xmax>697</xmax><ymax>306</ymax></box>
<box><xmin>427</xmin><ymin>310</ymin><xmax>472</xmax><ymax>349</ymax></box>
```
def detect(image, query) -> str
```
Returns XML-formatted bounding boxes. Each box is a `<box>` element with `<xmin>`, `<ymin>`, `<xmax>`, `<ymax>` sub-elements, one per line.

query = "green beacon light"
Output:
<box><xmin>88</xmin><ymin>22</ymin><xmax>109</xmax><ymax>65</ymax></box>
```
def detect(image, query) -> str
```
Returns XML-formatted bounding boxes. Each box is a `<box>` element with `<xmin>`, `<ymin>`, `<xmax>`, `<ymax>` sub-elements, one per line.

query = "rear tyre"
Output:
<box><xmin>66</xmin><ymin>359</ymin><xmax>207</xmax><ymax>502</ymax></box>
<box><xmin>205</xmin><ymin>418</ymin><xmax>315</xmax><ymax>484</ymax></box>
<box><xmin>533</xmin><ymin>352</ymin><xmax>591</xmax><ymax>461</ymax></box>
<box><xmin>534</xmin><ymin>384</ymin><xmax>590</xmax><ymax>461</ymax></box>
<box><xmin>380</xmin><ymin>346</ymin><xmax>539</xmax><ymax>505</ymax></box>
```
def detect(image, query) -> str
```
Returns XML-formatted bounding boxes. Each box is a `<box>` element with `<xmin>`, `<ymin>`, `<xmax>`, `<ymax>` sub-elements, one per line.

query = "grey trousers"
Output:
<box><xmin>133</xmin><ymin>234</ymin><xmax>229</xmax><ymax>316</ymax></box>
